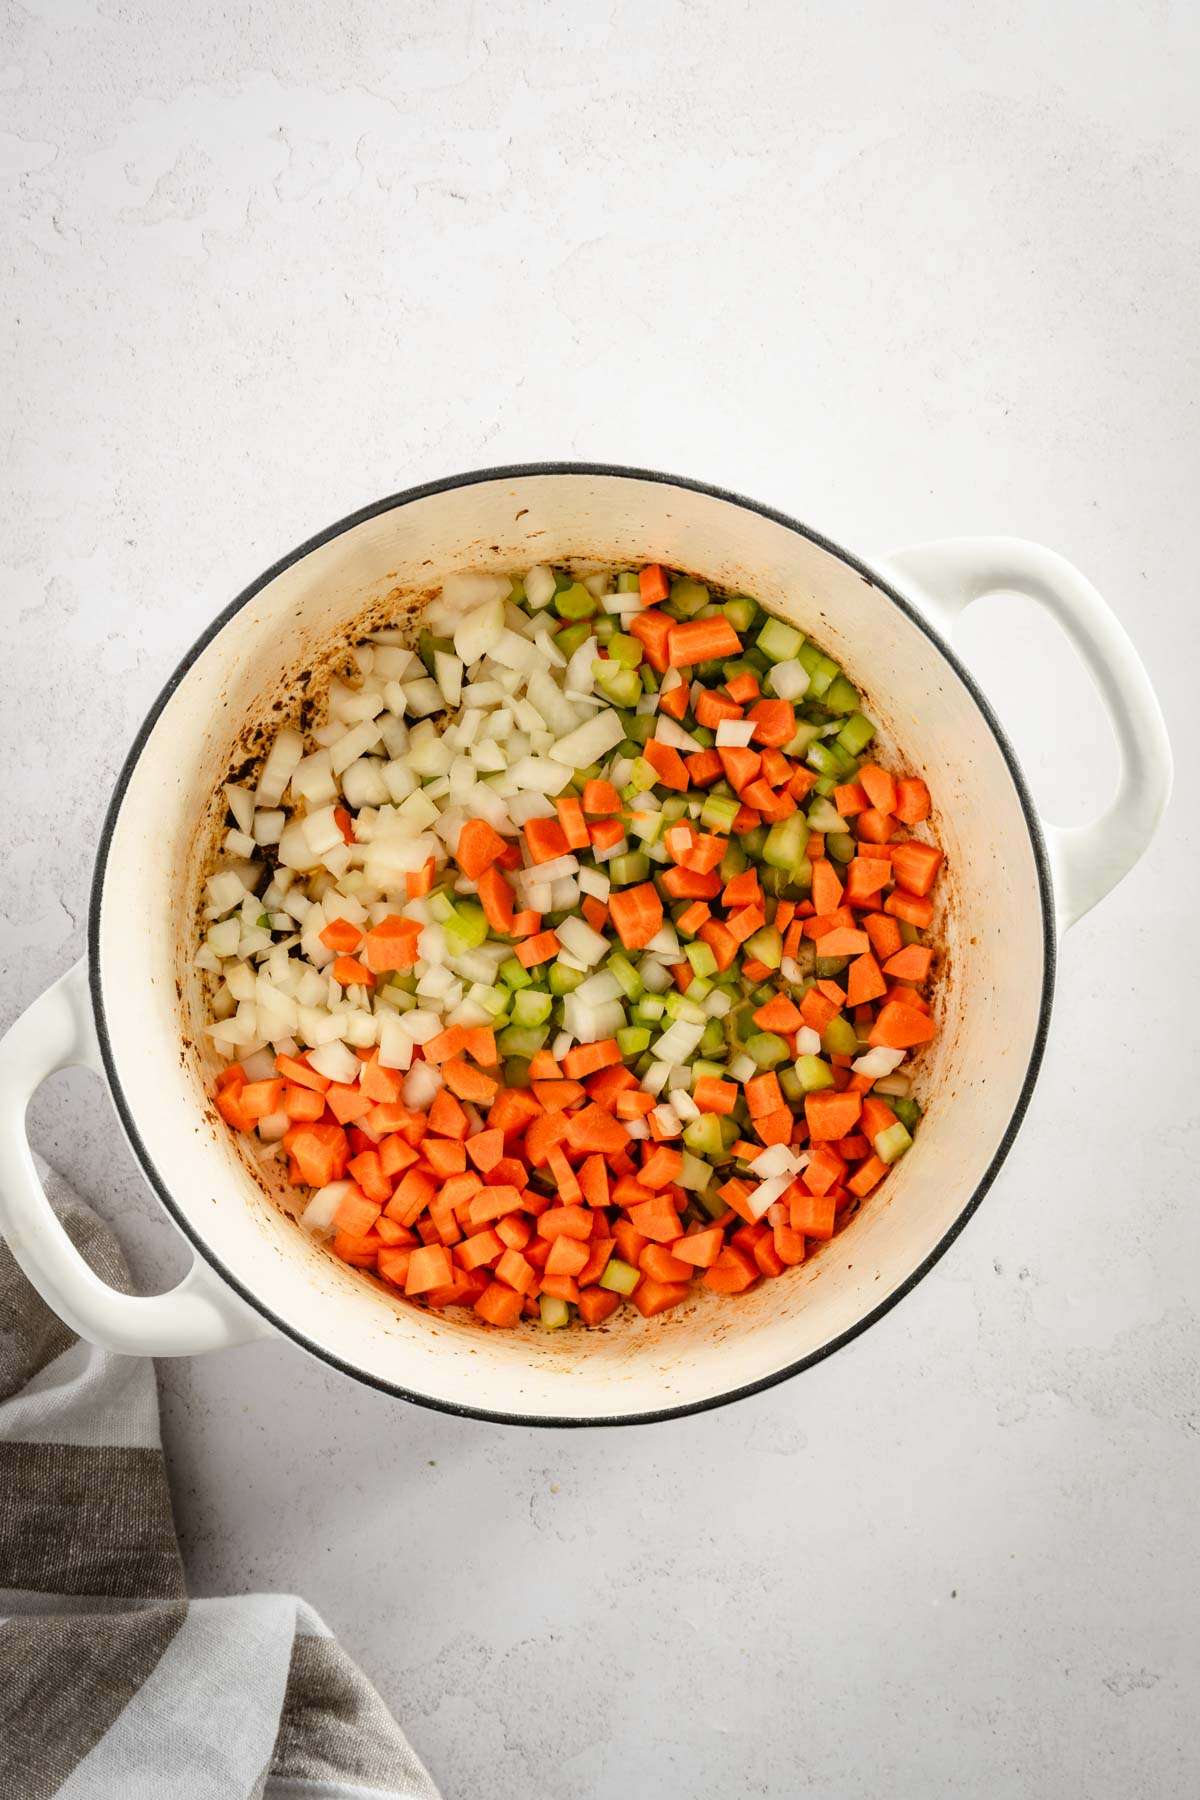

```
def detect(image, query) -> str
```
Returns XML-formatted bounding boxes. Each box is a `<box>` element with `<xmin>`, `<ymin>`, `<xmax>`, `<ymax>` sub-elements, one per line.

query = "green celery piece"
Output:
<box><xmin>685</xmin><ymin>941</ymin><xmax>718</xmax><ymax>979</ymax></box>
<box><xmin>540</xmin><ymin>1294</ymin><xmax>570</xmax><ymax>1328</ymax></box>
<box><xmin>555</xmin><ymin>621</ymin><xmax>591</xmax><ymax>657</ymax></box>
<box><xmin>511</xmin><ymin>988</ymin><xmax>553</xmax><ymax>1028</ymax></box>
<box><xmin>719</xmin><ymin>839</ymin><xmax>747</xmax><ymax>880</ymax></box>
<box><xmin>594</xmin><ymin>661</ymin><xmax>642</xmax><ymax>707</ymax></box>
<box><xmin>508</xmin><ymin>575</ymin><xmax>527</xmax><ymax>604</ymax></box>
<box><xmin>664</xmin><ymin>992</ymin><xmax>706</xmax><ymax>1025</ymax></box>
<box><xmin>389</xmin><ymin>972</ymin><xmax>418</xmax><ymax>994</ymax></box>
<box><xmin>697</xmin><ymin>1185</ymin><xmax>729</xmax><ymax>1220</ymax></box>
<box><xmin>747</xmin><ymin>1032</ymin><xmax>788</xmax><ymax>1069</ymax></box>
<box><xmin>628</xmin><ymin>810</ymin><xmax>666</xmax><ymax>845</ymax></box>
<box><xmin>669</xmin><ymin>577</ymin><xmax>710</xmax><ymax>616</ymax></box>
<box><xmin>827</xmin><ymin>831</ymin><xmax>857</xmax><ymax>863</ymax></box>
<box><xmin>899</xmin><ymin>920</ymin><xmax>921</xmax><ymax>946</ymax></box>
<box><xmin>875</xmin><ymin>1120</ymin><xmax>913</xmax><ymax>1163</ymax></box>
<box><xmin>827</xmin><ymin>740</ymin><xmax>859</xmax><ymax>776</ymax></box>
<box><xmin>892</xmin><ymin>1096</ymin><xmax>922</xmax><ymax>1132</ymax></box>
<box><xmin>631</xmin><ymin>994</ymin><xmax>666</xmax><ymax>1024</ymax></box>
<box><xmin>795</xmin><ymin>1054</ymin><xmax>835</xmax><ymax>1093</ymax></box>
<box><xmin>806</xmin><ymin>740</ymin><xmax>843</xmax><ymax>778</ymax></box>
<box><xmin>599</xmin><ymin>1257</ymin><xmax>641</xmax><ymax>1295</ymax></box>
<box><xmin>690</xmin><ymin>1058</ymin><xmax>727</xmax><ymax>1080</ymax></box>
<box><xmin>617</xmin><ymin>1024</ymin><xmax>651</xmax><ymax>1056</ymax></box>
<box><xmin>548</xmin><ymin>963</ymin><xmax>586</xmax><ymax>996</ymax></box>
<box><xmin>616</xmin><ymin>571</ymin><xmax>641</xmax><ymax>594</ymax></box>
<box><xmin>700</xmin><ymin>792</ymin><xmax>739</xmax><ymax>833</ymax></box>
<box><xmin>257</xmin><ymin>912</ymin><xmax>271</xmax><ymax>929</ymax></box>
<box><xmin>553</xmin><ymin>568</ymin><xmax>573</xmax><ymax>590</ymax></box>
<box><xmin>502</xmin><ymin>1055</ymin><xmax>531</xmax><ymax>1086</ymax></box>
<box><xmin>806</xmin><ymin>795</ymin><xmax>846</xmax><ymax>834</ymax></box>
<box><xmin>756</xmin><ymin>617</ymin><xmax>804</xmax><ymax>662</ymax></box>
<box><xmin>609</xmin><ymin>850</ymin><xmax>651</xmax><ymax>886</ymax></box>
<box><xmin>699</xmin><ymin>1018</ymin><xmax>726</xmax><ymax>1057</ymax></box>
<box><xmin>783</xmin><ymin>720</ymin><xmax>822</xmax><ymax>758</ymax></box>
<box><xmin>812</xmin><ymin>774</ymin><xmax>838</xmax><ymax>796</ymax></box>
<box><xmin>762</xmin><ymin>815</ymin><xmax>809</xmax><ymax>870</ymax></box>
<box><xmin>641</xmin><ymin>665</ymin><xmax>660</xmax><ymax>694</ymax></box>
<box><xmin>722</xmin><ymin>595</ymin><xmax>759</xmax><ymax>633</ymax></box>
<box><xmin>722</xmin><ymin>657</ymin><xmax>759</xmax><ymax>684</ymax></box>
<box><xmin>778</xmin><ymin>1065</ymin><xmax>804</xmax><ymax>1105</ymax></box>
<box><xmin>627</xmin><ymin>757</ymin><xmax>657</xmax><ymax>796</ymax></box>
<box><xmin>822</xmin><ymin>1014</ymin><xmax>858</xmax><ymax>1057</ymax></box>
<box><xmin>824</xmin><ymin>674</ymin><xmax>860</xmax><ymax>715</ymax></box>
<box><xmin>660</xmin><ymin>795</ymin><xmax>689</xmax><ymax>821</ymax></box>
<box><xmin>683</xmin><ymin>1114</ymin><xmax>727</xmax><ymax>1157</ymax></box>
<box><xmin>814</xmin><ymin>954</ymin><xmax>851</xmax><ymax>978</ymax></box>
<box><xmin>497</xmin><ymin>1023</ymin><xmax>549</xmax><ymax>1057</ymax></box>
<box><xmin>555</xmin><ymin>582</ymin><xmax>596</xmax><ymax>621</ymax></box>
<box><xmin>688</xmin><ymin>974</ymin><xmax>714</xmax><ymax>1000</ymax></box>
<box><xmin>418</xmin><ymin>628</ymin><xmax>453</xmax><ymax>676</ymax></box>
<box><xmin>836</xmin><ymin>712</ymin><xmax>876</xmax><ymax>756</ymax></box>
<box><xmin>607</xmin><ymin>951</ymin><xmax>644</xmax><ymax>1000</ymax></box>
<box><xmin>609</xmin><ymin>631</ymin><xmax>643</xmax><ymax>669</ymax></box>
<box><xmin>444</xmin><ymin>902</ymin><xmax>487</xmax><ymax>951</ymax></box>
<box><xmin>744</xmin><ymin>925</ymin><xmax>783</xmax><ymax>969</ymax></box>
<box><xmin>427</xmin><ymin>889</ymin><xmax>456</xmax><ymax>924</ymax></box>
<box><xmin>593</xmin><ymin>615</ymin><xmax>616</xmax><ymax>645</ymax></box>
<box><xmin>691</xmin><ymin>724</ymin><xmax>715</xmax><ymax>747</ymax></box>
<box><xmin>806</xmin><ymin>655</ymin><xmax>839</xmax><ymax>699</ymax></box>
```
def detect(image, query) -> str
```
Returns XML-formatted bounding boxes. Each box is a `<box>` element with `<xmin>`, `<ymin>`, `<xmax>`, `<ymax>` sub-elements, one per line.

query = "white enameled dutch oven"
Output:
<box><xmin>0</xmin><ymin>467</ymin><xmax>1172</xmax><ymax>1425</ymax></box>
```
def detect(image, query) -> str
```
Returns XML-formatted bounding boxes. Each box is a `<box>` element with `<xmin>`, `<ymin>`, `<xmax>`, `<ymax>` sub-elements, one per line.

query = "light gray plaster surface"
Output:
<box><xmin>2</xmin><ymin>4</ymin><xmax>1198</xmax><ymax>1795</ymax></box>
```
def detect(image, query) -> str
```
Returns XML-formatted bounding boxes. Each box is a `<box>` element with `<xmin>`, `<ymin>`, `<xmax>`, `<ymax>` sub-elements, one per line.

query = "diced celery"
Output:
<box><xmin>814</xmin><ymin>954</ymin><xmax>851</xmax><ymax>978</ymax></box>
<box><xmin>747</xmin><ymin>1032</ymin><xmax>788</xmax><ymax>1069</ymax></box>
<box><xmin>540</xmin><ymin>1294</ymin><xmax>570</xmax><ymax>1329</ymax></box>
<box><xmin>836</xmin><ymin>711</ymin><xmax>876</xmax><ymax>755</ymax></box>
<box><xmin>593</xmin><ymin>615</ymin><xmax>615</xmax><ymax>645</ymax></box>
<box><xmin>627</xmin><ymin>757</ymin><xmax>658</xmax><ymax>796</ymax></box>
<box><xmin>899</xmin><ymin>920</ymin><xmax>921</xmax><ymax>946</ymax></box>
<box><xmin>719</xmin><ymin>839</ymin><xmax>747</xmax><ymax>880</ymax></box>
<box><xmin>509</xmin><ymin>575</ymin><xmax>527</xmax><ymax>604</ymax></box>
<box><xmin>762</xmin><ymin>815</ymin><xmax>809</xmax><ymax>870</ymax></box>
<box><xmin>418</xmin><ymin>628</ymin><xmax>454</xmax><ymax>675</ymax></box>
<box><xmin>827</xmin><ymin>831</ymin><xmax>857</xmax><ymax>863</ymax></box>
<box><xmin>617</xmin><ymin>571</ymin><xmax>640</xmax><ymax>593</ymax></box>
<box><xmin>700</xmin><ymin>792</ymin><xmax>739</xmax><ymax>833</ymax></box>
<box><xmin>553</xmin><ymin>568</ymin><xmax>573</xmax><ymax>590</ymax></box>
<box><xmin>722</xmin><ymin>595</ymin><xmax>759</xmax><ymax>633</ymax></box>
<box><xmin>688</xmin><ymin>975</ymin><xmax>713</xmax><ymax>1000</ymax></box>
<box><xmin>599</xmin><ymin>1257</ymin><xmax>641</xmax><ymax>1295</ymax></box>
<box><xmin>555</xmin><ymin>582</ymin><xmax>596</xmax><ymax>620</ymax></box>
<box><xmin>824</xmin><ymin>674</ymin><xmax>860</xmax><ymax>715</ymax></box>
<box><xmin>631</xmin><ymin>994</ymin><xmax>666</xmax><ymax>1024</ymax></box>
<box><xmin>444</xmin><ymin>903</ymin><xmax>488</xmax><ymax>951</ymax></box>
<box><xmin>683</xmin><ymin>1114</ymin><xmax>727</xmax><ymax>1157</ymax></box>
<box><xmin>609</xmin><ymin>631</ymin><xmax>643</xmax><ymax>669</ymax></box>
<box><xmin>660</xmin><ymin>795</ymin><xmax>689</xmax><ymax>821</ymax></box>
<box><xmin>698</xmin><ymin>1185</ymin><xmax>729</xmax><ymax>1219</ymax></box>
<box><xmin>805</xmin><ymin>741</ymin><xmax>843</xmax><ymax>777</ymax></box>
<box><xmin>795</xmin><ymin>1054</ymin><xmax>835</xmax><ymax>1092</ymax></box>
<box><xmin>595</xmin><ymin>661</ymin><xmax>642</xmax><ymax>707</ymax></box>
<box><xmin>497</xmin><ymin>1023</ymin><xmax>549</xmax><ymax>1057</ymax></box>
<box><xmin>699</xmin><ymin>1018</ymin><xmax>726</xmax><ymax>1057</ymax></box>
<box><xmin>690</xmin><ymin>1058</ymin><xmax>727</xmax><ymax>1080</ymax></box>
<box><xmin>617</xmin><ymin>1024</ymin><xmax>651</xmax><ymax>1056</ymax></box>
<box><xmin>628</xmin><ymin>810</ymin><xmax>666</xmax><ymax>845</ymax></box>
<box><xmin>685</xmin><ymin>941</ymin><xmax>718</xmax><ymax>979</ymax></box>
<box><xmin>875</xmin><ymin>1120</ymin><xmax>913</xmax><ymax>1163</ymax></box>
<box><xmin>607</xmin><ymin>952</ymin><xmax>644</xmax><ymax>999</ymax></box>
<box><xmin>806</xmin><ymin>795</ymin><xmax>846</xmax><ymax>834</ymax></box>
<box><xmin>642</xmin><ymin>666</ymin><xmax>659</xmax><ymax>694</ymax></box>
<box><xmin>821</xmin><ymin>1014</ymin><xmax>858</xmax><ymax>1057</ymax></box>
<box><xmin>664</xmin><ymin>992</ymin><xmax>706</xmax><ymax>1025</ymax></box>
<box><xmin>778</xmin><ymin>1066</ymin><xmax>804</xmax><ymax>1105</ymax></box>
<box><xmin>511</xmin><ymin>988</ymin><xmax>553</xmax><ymax>1028</ymax></box>
<box><xmin>555</xmin><ymin>621</ymin><xmax>591</xmax><ymax>657</ymax></box>
<box><xmin>744</xmin><ymin>926</ymin><xmax>783</xmax><ymax>969</ymax></box>
<box><xmin>757</xmin><ymin>617</ymin><xmax>804</xmax><ymax>662</ymax></box>
<box><xmin>389</xmin><ymin>972</ymin><xmax>418</xmax><ymax>993</ymax></box>
<box><xmin>669</xmin><ymin>577</ymin><xmax>710</xmax><ymax>615</ymax></box>
<box><xmin>610</xmin><ymin>851</ymin><xmax>651</xmax><ymax>886</ymax></box>
<box><xmin>503</xmin><ymin>1055</ymin><xmax>531</xmax><ymax>1086</ymax></box>
<box><xmin>783</xmin><ymin>720</ymin><xmax>822</xmax><ymax>758</ymax></box>
<box><xmin>892</xmin><ymin>1096</ymin><xmax>922</xmax><ymax>1133</ymax></box>
<box><xmin>548</xmin><ymin>963</ymin><xmax>586</xmax><ymax>996</ymax></box>
<box><xmin>806</xmin><ymin>655</ymin><xmax>840</xmax><ymax>699</ymax></box>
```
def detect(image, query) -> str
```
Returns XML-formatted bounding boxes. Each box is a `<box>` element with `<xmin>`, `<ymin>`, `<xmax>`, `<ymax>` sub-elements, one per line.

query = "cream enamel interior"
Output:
<box><xmin>95</xmin><ymin>472</ymin><xmax>1049</xmax><ymax>1420</ymax></box>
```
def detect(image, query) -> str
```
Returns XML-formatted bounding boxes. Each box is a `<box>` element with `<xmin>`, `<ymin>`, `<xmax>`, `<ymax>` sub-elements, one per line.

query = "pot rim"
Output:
<box><xmin>86</xmin><ymin>461</ymin><xmax>1057</xmax><ymax>1427</ymax></box>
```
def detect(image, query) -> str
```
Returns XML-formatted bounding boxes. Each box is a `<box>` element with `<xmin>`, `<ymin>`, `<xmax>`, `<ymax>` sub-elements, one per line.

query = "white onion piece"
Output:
<box><xmin>549</xmin><ymin>709</ymin><xmax>625</xmax><ymax>770</ymax></box>
<box><xmin>767</xmin><ymin>660</ymin><xmax>811</xmax><ymax>701</ymax></box>
<box><xmin>851</xmin><ymin>1045</ymin><xmax>906</xmax><ymax>1078</ymax></box>
<box><xmin>716</xmin><ymin>719</ymin><xmax>756</xmax><ymax>747</ymax></box>
<box><xmin>302</xmin><ymin>1180</ymin><xmax>354</xmax><ymax>1237</ymax></box>
<box><xmin>306</xmin><ymin>1039</ymin><xmax>360</xmax><ymax>1085</ymax></box>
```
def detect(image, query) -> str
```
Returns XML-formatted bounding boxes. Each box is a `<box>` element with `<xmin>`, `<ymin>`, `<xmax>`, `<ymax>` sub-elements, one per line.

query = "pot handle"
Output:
<box><xmin>874</xmin><ymin>536</ymin><xmax>1172</xmax><ymax>932</ymax></box>
<box><xmin>0</xmin><ymin>960</ymin><xmax>276</xmax><ymax>1355</ymax></box>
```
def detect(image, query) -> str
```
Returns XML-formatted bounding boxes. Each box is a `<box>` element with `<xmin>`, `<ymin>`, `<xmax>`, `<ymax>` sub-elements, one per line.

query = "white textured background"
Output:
<box><xmin>3</xmin><ymin>4</ymin><xmax>1198</xmax><ymax>1796</ymax></box>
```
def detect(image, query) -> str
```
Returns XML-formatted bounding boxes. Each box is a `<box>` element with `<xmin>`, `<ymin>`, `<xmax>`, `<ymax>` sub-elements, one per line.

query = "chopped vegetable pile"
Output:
<box><xmin>202</xmin><ymin>562</ymin><xmax>944</xmax><ymax>1329</ymax></box>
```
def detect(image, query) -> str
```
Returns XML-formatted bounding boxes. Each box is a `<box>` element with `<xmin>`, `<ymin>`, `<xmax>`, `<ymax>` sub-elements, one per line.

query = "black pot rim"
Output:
<box><xmin>86</xmin><ymin>461</ymin><xmax>1057</xmax><ymax>1429</ymax></box>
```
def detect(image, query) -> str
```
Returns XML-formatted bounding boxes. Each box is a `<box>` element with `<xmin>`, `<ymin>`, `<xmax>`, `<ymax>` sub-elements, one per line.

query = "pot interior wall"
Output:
<box><xmin>96</xmin><ymin>472</ymin><xmax>1049</xmax><ymax>1419</ymax></box>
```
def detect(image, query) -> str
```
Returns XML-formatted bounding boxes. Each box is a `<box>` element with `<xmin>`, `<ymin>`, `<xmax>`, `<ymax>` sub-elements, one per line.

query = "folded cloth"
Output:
<box><xmin>0</xmin><ymin>1159</ymin><xmax>441</xmax><ymax>1800</ymax></box>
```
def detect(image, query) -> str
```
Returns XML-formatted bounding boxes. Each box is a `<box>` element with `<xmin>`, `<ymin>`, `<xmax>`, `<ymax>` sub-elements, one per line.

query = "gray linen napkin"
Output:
<box><xmin>0</xmin><ymin>1159</ymin><xmax>441</xmax><ymax>1800</ymax></box>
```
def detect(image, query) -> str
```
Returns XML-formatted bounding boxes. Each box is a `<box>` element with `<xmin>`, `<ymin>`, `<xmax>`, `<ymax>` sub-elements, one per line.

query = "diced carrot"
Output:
<box><xmin>805</xmin><ymin>1090</ymin><xmax>863</xmax><ymax>1141</ymax></box>
<box><xmin>456</xmin><ymin>1228</ymin><xmax>503</xmax><ymax>1271</ymax></box>
<box><xmin>658</xmin><ymin>678</ymin><xmax>690</xmax><ymax>721</ymax></box>
<box><xmin>717</xmin><ymin>745</ymin><xmax>761</xmax><ymax>792</ymax></box>
<box><xmin>844</xmin><ymin>856</ymin><xmax>892</xmax><ymax>906</ymax></box>
<box><xmin>846</xmin><ymin>952</ymin><xmax>887</xmax><ymax>1007</ymax></box>
<box><xmin>376</xmin><ymin>1245</ymin><xmax>412</xmax><ymax>1286</ymax></box>
<box><xmin>660</xmin><ymin>865</ymin><xmax>720</xmax><ymax>900</ymax></box>
<box><xmin>643</xmin><ymin>737</ymin><xmax>689</xmax><ymax>791</ymax></box>
<box><xmin>885</xmin><ymin>890</ymin><xmax>935</xmax><ymax>929</ymax></box>
<box><xmin>724</xmin><ymin>671</ymin><xmax>760</xmax><ymax>703</ymax></box>
<box><xmin>684</xmin><ymin>748</ymin><xmax>723</xmax><ymax>787</ymax></box>
<box><xmin>863</xmin><ymin>912</ymin><xmax>904</xmax><ymax>960</ymax></box>
<box><xmin>319</xmin><ymin>916</ymin><xmax>364</xmax><ymax>953</ymax></box>
<box><xmin>676</xmin><ymin>900</ymin><xmax>712</xmax><ymax>936</ymax></box>
<box><xmin>631</xmin><ymin>1278</ymin><xmax>690</xmax><ymax>1317</ymax></box>
<box><xmin>495</xmin><ymin>1213</ymin><xmax>532</xmax><ymax>1251</ymax></box>
<box><xmin>441</xmin><ymin>1059</ymin><xmax>499</xmax><ymax>1105</ymax></box>
<box><xmin>858</xmin><ymin>763</ymin><xmax>898</xmax><ymax>815</ymax></box>
<box><xmin>890</xmin><ymin>840</ymin><xmax>944</xmax><ymax>897</ymax></box>
<box><xmin>524</xmin><ymin>816</ymin><xmax>570</xmax><ymax>864</ymax></box>
<box><xmin>468</xmin><ymin>1184</ymin><xmax>526</xmax><ymax>1227</ymax></box>
<box><xmin>564</xmin><ymin>1103</ymin><xmax>629</xmax><ymax>1156</ymax></box>
<box><xmin>422</xmin><ymin>1025</ymin><xmax>468</xmax><ymax>1065</ymax></box>
<box><xmin>856</xmin><ymin>808</ymin><xmax>896</xmax><ymax>845</ymax></box>
<box><xmin>555</xmin><ymin>794</ymin><xmax>590</xmax><ymax>850</ymax></box>
<box><xmin>639</xmin><ymin>1145</ymin><xmax>683</xmax><ymax>1190</ymax></box>
<box><xmin>329</xmin><ymin>1184</ymin><xmax>379</xmax><ymax>1239</ymax></box>
<box><xmin>671</xmin><ymin>1227</ymin><xmax>724</xmax><ymax>1269</ymax></box>
<box><xmin>695</xmin><ymin>689</ymin><xmax>744</xmax><ymax>727</ymax></box>
<box><xmin>639</xmin><ymin>563</ymin><xmax>670</xmax><ymax>605</ymax></box>
<box><xmin>789</xmin><ymin>1189</ymin><xmax>837</xmax><ymax>1239</ymax></box>
<box><xmin>607</xmin><ymin>882</ymin><xmax>663</xmax><ymax>951</ymax></box>
<box><xmin>562</xmin><ymin>1039</ymin><xmax>622</xmax><ymax>1080</ymax></box>
<box><xmin>833</xmin><ymin>781</ymin><xmax>868</xmax><ymax>817</ymax></box>
<box><xmin>515</xmin><ymin>929</ymin><xmax>561</xmax><ymax>968</ymax></box>
<box><xmin>486</xmin><ymin>1087</ymin><xmax>542</xmax><ymax>1139</ymax></box>
<box><xmin>455</xmin><ymin>817</ymin><xmax>508</xmax><ymax>879</ymax></box>
<box><xmin>423</xmin><ymin>1137</ymin><xmax>466</xmax><ymax>1178</ymax></box>
<box><xmin>799</xmin><ymin>986</ymin><xmax>840</xmax><ymax>1033</ymax></box>
<box><xmin>524</xmin><ymin>1109</ymin><xmax>570</xmax><ymax>1167</ymax></box>
<box><xmin>581</xmin><ymin>778</ymin><xmax>621</xmax><ymax>816</ymax></box>
<box><xmin>884</xmin><ymin>943</ymin><xmax>933</xmax><ymax>982</ymax></box>
<box><xmin>752</xmin><ymin>993</ymin><xmax>804</xmax><ymax>1033</ymax></box>
<box><xmin>536</xmin><ymin>1204</ymin><xmax>593</xmax><ymax>1242</ymax></box>
<box><xmin>814</xmin><ymin>927</ymin><xmax>871</xmax><ymax>958</ymax></box>
<box><xmin>692</xmin><ymin>1076</ymin><xmax>738</xmax><ymax>1115</ymax></box>
<box><xmin>331</xmin><ymin>954</ymin><xmax>375</xmax><ymax>988</ymax></box>
<box><xmin>282</xmin><ymin>1083</ymin><xmax>326</xmax><ymax>1122</ymax></box>
<box><xmin>587</xmin><ymin>818</ymin><xmax>625</xmax><ymax>855</ymax></box>
<box><xmin>811</xmin><ymin>859</ymin><xmax>844</xmax><ymax>916</ymax></box>
<box><xmin>286</xmin><ymin>1122</ymin><xmax>350</xmax><ymax>1187</ymax></box>
<box><xmin>802</xmin><ymin>1144</ymin><xmax>847</xmax><ymax>1198</ymax></box>
<box><xmin>666</xmin><ymin>616</ymin><xmax>741</xmax><ymax>667</ymax></box>
<box><xmin>868</xmin><ymin>1001</ymin><xmax>937</xmax><ymax>1049</ymax></box>
<box><xmin>474</xmin><ymin>1282</ymin><xmax>525</xmax><ymax>1327</ymax></box>
<box><xmin>577</xmin><ymin>1286</ymin><xmax>622</xmax><ymax>1325</ymax></box>
<box><xmin>681</xmin><ymin>833</ymin><xmax>726</xmax><ymax>875</ymax></box>
<box><xmin>405</xmin><ymin>855</ymin><xmax>437</xmax><ymax>900</ymax></box>
<box><xmin>402</xmin><ymin>1243</ymin><xmax>451</xmax><ymax>1295</ymax></box>
<box><xmin>476</xmin><ymin>864</ymin><xmax>516</xmax><ymax>933</ymax></box>
<box><xmin>384</xmin><ymin>1167</ymin><xmax>438</xmax><ymax>1226</ymax></box>
<box><xmin>629</xmin><ymin>608</ymin><xmax>673</xmax><ymax>671</ymax></box>
<box><xmin>702</xmin><ymin>1246</ymin><xmax>758</xmax><ymax>1295</ymax></box>
<box><xmin>239</xmin><ymin>1078</ymin><xmax>283</xmax><ymax>1121</ymax></box>
<box><xmin>423</xmin><ymin>1090</ymin><xmax>465</xmax><ymax>1140</ymax></box>
<box><xmin>745</xmin><ymin>1072</ymin><xmax>783</xmax><ymax>1117</ymax></box>
<box><xmin>545</xmin><ymin>1234</ymin><xmax>590</xmax><ymax>1277</ymax></box>
<box><xmin>531</xmin><ymin>1078</ymin><xmax>585</xmax><ymax>1112</ymax></box>
<box><xmin>697</xmin><ymin>919</ymin><xmax>738</xmax><ymax>971</ymax></box>
<box><xmin>748</xmin><ymin>698</ymin><xmax>796</xmax><ymax>747</ymax></box>
<box><xmin>773</xmin><ymin>1223</ymin><xmax>807</xmax><ymax>1265</ymax></box>
<box><xmin>894</xmin><ymin>777</ymin><xmax>932</xmax><ymax>824</ymax></box>
<box><xmin>721</xmin><ymin>868</ymin><xmax>761</xmax><ymax>910</ymax></box>
<box><xmin>360</xmin><ymin>914</ymin><xmax>422</xmax><ymax>973</ymax></box>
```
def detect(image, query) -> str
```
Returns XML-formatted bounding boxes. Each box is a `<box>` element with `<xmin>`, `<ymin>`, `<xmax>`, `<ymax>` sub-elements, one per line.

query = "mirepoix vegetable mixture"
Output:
<box><xmin>202</xmin><ymin>561</ymin><xmax>944</xmax><ymax>1330</ymax></box>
